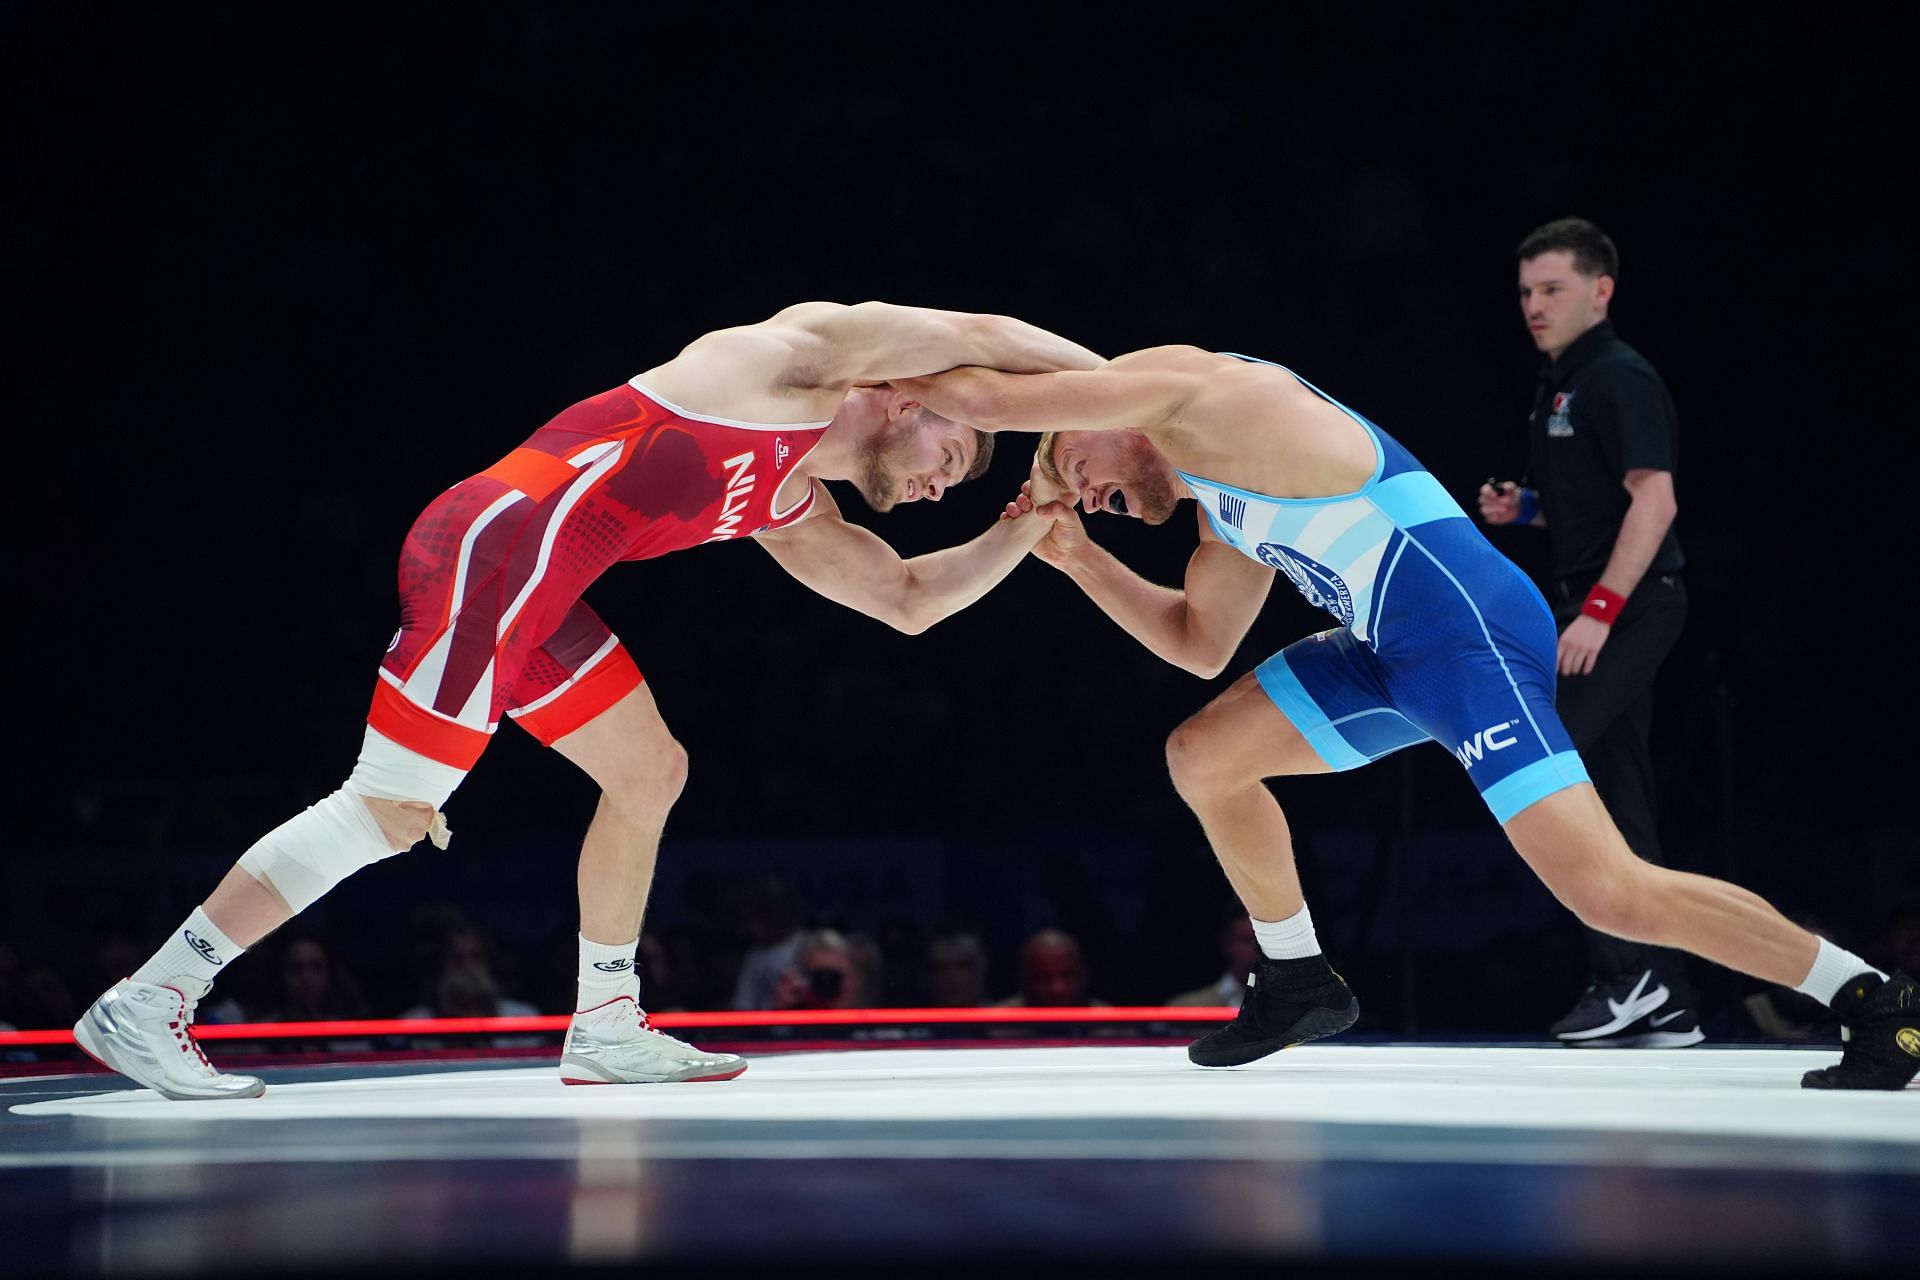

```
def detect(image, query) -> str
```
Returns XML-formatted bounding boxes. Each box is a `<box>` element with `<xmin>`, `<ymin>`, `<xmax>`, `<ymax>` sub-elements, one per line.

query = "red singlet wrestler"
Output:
<box><xmin>77</xmin><ymin>302</ymin><xmax>1099</xmax><ymax>1097</ymax></box>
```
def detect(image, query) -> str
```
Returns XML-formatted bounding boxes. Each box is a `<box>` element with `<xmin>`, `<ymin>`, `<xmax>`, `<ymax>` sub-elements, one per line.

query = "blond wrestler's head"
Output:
<box><xmin>1032</xmin><ymin>429</ymin><xmax>1179</xmax><ymax>525</ymax></box>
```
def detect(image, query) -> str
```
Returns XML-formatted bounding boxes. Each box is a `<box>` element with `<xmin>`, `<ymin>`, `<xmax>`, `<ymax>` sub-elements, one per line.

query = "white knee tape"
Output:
<box><xmin>237</xmin><ymin>787</ymin><xmax>404</xmax><ymax>914</ymax></box>
<box><xmin>346</xmin><ymin>727</ymin><xmax>469</xmax><ymax>810</ymax></box>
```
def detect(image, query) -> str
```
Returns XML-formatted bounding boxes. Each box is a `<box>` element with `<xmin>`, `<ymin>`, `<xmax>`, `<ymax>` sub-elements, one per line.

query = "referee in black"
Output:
<box><xmin>1479</xmin><ymin>217</ymin><xmax>1700</xmax><ymax>1047</ymax></box>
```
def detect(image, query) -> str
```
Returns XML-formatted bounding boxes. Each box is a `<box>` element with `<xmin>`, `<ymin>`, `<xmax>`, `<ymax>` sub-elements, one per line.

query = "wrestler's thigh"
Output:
<box><xmin>1170</xmin><ymin>669</ymin><xmax>1335</xmax><ymax>782</ymax></box>
<box><xmin>502</xmin><ymin>602</ymin><xmax>683</xmax><ymax>800</ymax></box>
<box><xmin>1501</xmin><ymin>781</ymin><xmax>1650</xmax><ymax>911</ymax></box>
<box><xmin>549</xmin><ymin>681</ymin><xmax>686</xmax><ymax>801</ymax></box>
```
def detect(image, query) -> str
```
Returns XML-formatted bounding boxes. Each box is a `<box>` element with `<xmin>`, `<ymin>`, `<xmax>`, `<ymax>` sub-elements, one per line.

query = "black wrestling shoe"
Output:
<box><xmin>1188</xmin><ymin>954</ymin><xmax>1359</xmax><ymax>1067</ymax></box>
<box><xmin>1552</xmin><ymin>968</ymin><xmax>1704</xmax><ymax>1048</ymax></box>
<box><xmin>1801</xmin><ymin>970</ymin><xmax>1919</xmax><ymax>1091</ymax></box>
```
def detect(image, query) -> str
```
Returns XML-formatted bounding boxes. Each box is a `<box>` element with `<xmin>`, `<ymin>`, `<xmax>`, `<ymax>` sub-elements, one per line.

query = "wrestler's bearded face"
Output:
<box><xmin>855</xmin><ymin>406</ymin><xmax>976</xmax><ymax>512</ymax></box>
<box><xmin>1047</xmin><ymin>430</ymin><xmax>1179</xmax><ymax>525</ymax></box>
<box><xmin>855</xmin><ymin>415</ymin><xmax>918</xmax><ymax>512</ymax></box>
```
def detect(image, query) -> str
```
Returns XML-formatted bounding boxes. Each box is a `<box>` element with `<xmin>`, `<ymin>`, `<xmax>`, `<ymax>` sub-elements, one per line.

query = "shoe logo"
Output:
<box><xmin>1607</xmin><ymin>971</ymin><xmax>1666</xmax><ymax>1021</ymax></box>
<box><xmin>183</xmin><ymin>930</ymin><xmax>224</xmax><ymax>966</ymax></box>
<box><xmin>1896</xmin><ymin>1027</ymin><xmax>1920</xmax><ymax>1059</ymax></box>
<box><xmin>1650</xmin><ymin>1009</ymin><xmax>1686</xmax><ymax>1027</ymax></box>
<box><xmin>592</xmin><ymin>959</ymin><xmax>633</xmax><ymax>973</ymax></box>
<box><xmin>125</xmin><ymin>983</ymin><xmax>186</xmax><ymax>1013</ymax></box>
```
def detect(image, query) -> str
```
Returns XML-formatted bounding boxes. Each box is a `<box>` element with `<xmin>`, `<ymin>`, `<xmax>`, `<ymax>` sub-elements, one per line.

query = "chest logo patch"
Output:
<box><xmin>1256</xmin><ymin>543</ymin><xmax>1355</xmax><ymax>626</ymax></box>
<box><xmin>1547</xmin><ymin>390</ymin><xmax>1576</xmax><ymax>438</ymax></box>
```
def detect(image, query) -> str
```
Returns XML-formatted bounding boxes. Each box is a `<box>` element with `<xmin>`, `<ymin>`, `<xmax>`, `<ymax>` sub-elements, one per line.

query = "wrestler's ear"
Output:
<box><xmin>887</xmin><ymin>393</ymin><xmax>925</xmax><ymax>420</ymax></box>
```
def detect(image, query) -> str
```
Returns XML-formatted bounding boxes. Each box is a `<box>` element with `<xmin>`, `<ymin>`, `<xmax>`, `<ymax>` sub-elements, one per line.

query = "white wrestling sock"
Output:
<box><xmin>576</xmin><ymin>933</ymin><xmax>640</xmax><ymax>1009</ymax></box>
<box><xmin>1252</xmin><ymin>905</ymin><xmax>1321</xmax><ymax>960</ymax></box>
<box><xmin>132</xmin><ymin>906</ymin><xmax>244</xmax><ymax>1000</ymax></box>
<box><xmin>1793</xmin><ymin>937</ymin><xmax>1885</xmax><ymax>1006</ymax></box>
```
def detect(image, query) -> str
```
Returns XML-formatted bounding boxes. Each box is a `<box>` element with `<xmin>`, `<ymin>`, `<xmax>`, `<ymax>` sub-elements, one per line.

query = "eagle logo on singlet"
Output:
<box><xmin>1256</xmin><ymin>543</ymin><xmax>1355</xmax><ymax>626</ymax></box>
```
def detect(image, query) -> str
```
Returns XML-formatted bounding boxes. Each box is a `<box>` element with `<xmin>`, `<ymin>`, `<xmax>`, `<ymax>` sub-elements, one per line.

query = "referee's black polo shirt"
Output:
<box><xmin>1527</xmin><ymin>319</ymin><xmax>1685</xmax><ymax>583</ymax></box>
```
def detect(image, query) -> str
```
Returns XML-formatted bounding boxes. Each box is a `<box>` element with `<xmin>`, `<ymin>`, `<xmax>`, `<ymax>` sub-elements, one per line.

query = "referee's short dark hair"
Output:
<box><xmin>1517</xmin><ymin>217</ymin><xmax>1619</xmax><ymax>281</ymax></box>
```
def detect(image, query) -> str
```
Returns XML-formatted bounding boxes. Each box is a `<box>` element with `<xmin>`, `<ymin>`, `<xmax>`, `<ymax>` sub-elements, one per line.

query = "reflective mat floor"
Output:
<box><xmin>5</xmin><ymin>1044</ymin><xmax>1915</xmax><ymax>1277</ymax></box>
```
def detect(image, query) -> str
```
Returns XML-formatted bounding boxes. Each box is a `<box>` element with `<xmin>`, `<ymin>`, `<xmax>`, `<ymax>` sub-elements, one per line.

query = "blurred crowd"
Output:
<box><xmin>6</xmin><ymin>873</ymin><xmax>1915</xmax><ymax>1053</ymax></box>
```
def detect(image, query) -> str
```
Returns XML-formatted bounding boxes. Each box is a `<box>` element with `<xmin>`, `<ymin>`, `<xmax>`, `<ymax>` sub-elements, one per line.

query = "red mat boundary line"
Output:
<box><xmin>0</xmin><ymin>1006</ymin><xmax>1234</xmax><ymax>1048</ymax></box>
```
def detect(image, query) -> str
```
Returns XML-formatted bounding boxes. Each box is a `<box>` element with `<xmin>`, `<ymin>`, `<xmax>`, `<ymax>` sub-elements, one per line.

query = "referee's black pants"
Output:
<box><xmin>1551</xmin><ymin>571</ymin><xmax>1689</xmax><ymax>986</ymax></box>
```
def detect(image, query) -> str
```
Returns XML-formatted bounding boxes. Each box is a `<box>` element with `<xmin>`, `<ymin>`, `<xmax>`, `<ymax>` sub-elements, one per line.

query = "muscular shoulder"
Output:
<box><xmin>685</xmin><ymin>302</ymin><xmax>843</xmax><ymax>381</ymax></box>
<box><xmin>756</xmin><ymin>302</ymin><xmax>873</xmax><ymax>388</ymax></box>
<box><xmin>1111</xmin><ymin>344</ymin><xmax>1219</xmax><ymax>372</ymax></box>
<box><xmin>1045</xmin><ymin>347</ymin><xmax>1279</xmax><ymax>448</ymax></box>
<box><xmin>1104</xmin><ymin>346</ymin><xmax>1230</xmax><ymax>414</ymax></box>
<box><xmin>729</xmin><ymin>300</ymin><xmax>975</xmax><ymax>390</ymax></box>
<box><xmin>637</xmin><ymin>304</ymin><xmax>847</xmax><ymax>416</ymax></box>
<box><xmin>1115</xmin><ymin>346</ymin><xmax>1291</xmax><ymax>398</ymax></box>
<box><xmin>1177</xmin><ymin>349</ymin><xmax>1319</xmax><ymax>420</ymax></box>
<box><xmin>763</xmin><ymin>300</ymin><xmax>854</xmax><ymax>331</ymax></box>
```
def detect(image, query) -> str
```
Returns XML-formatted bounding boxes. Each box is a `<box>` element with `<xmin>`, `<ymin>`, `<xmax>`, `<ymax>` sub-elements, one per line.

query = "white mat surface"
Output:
<box><xmin>13</xmin><ymin>1046</ymin><xmax>1919</xmax><ymax>1143</ymax></box>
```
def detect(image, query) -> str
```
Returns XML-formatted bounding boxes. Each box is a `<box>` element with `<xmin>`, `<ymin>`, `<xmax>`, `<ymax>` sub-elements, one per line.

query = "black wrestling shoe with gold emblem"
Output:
<box><xmin>1188</xmin><ymin>954</ymin><xmax>1359</xmax><ymax>1067</ymax></box>
<box><xmin>1801</xmin><ymin>970</ymin><xmax>1919</xmax><ymax>1091</ymax></box>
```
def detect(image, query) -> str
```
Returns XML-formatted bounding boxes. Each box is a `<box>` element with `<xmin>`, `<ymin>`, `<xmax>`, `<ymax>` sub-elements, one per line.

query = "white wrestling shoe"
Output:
<box><xmin>560</xmin><ymin>996</ymin><xmax>747</xmax><ymax>1084</ymax></box>
<box><xmin>73</xmin><ymin>979</ymin><xmax>265</xmax><ymax>1101</ymax></box>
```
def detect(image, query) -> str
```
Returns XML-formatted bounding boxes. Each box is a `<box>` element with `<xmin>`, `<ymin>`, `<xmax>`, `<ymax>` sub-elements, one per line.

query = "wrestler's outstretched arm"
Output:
<box><xmin>893</xmin><ymin>348</ymin><xmax>1203</xmax><ymax>435</ymax></box>
<box><xmin>1010</xmin><ymin>487</ymin><xmax>1275</xmax><ymax>678</ymax></box>
<box><xmin>651</xmin><ymin>303</ymin><xmax>1103</xmax><ymax>417</ymax></box>
<box><xmin>740</xmin><ymin>301</ymin><xmax>1106</xmax><ymax>391</ymax></box>
<box><xmin>756</xmin><ymin>485</ymin><xmax>1068</xmax><ymax>634</ymax></box>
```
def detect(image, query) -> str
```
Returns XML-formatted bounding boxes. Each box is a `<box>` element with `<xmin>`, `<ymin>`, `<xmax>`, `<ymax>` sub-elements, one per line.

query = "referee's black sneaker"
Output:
<box><xmin>1188</xmin><ymin>954</ymin><xmax>1359</xmax><ymax>1067</ymax></box>
<box><xmin>1801</xmin><ymin>970</ymin><xmax>1919</xmax><ymax>1091</ymax></box>
<box><xmin>1551</xmin><ymin>967</ymin><xmax>1704</xmax><ymax>1048</ymax></box>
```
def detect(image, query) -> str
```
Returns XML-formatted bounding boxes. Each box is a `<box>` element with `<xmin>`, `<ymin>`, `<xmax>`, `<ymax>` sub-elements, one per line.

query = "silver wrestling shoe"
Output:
<box><xmin>560</xmin><ymin>996</ymin><xmax>747</xmax><ymax>1084</ymax></box>
<box><xmin>73</xmin><ymin>979</ymin><xmax>265</xmax><ymax>1101</ymax></box>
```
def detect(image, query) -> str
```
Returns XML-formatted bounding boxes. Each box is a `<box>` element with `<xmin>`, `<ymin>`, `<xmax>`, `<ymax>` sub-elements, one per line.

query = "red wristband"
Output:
<box><xmin>1581</xmin><ymin>584</ymin><xmax>1627</xmax><ymax>624</ymax></box>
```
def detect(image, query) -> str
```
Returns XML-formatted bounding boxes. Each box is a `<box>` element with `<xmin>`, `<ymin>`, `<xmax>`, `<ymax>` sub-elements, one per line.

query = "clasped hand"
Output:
<box><xmin>1000</xmin><ymin>469</ymin><xmax>1082</xmax><ymax>569</ymax></box>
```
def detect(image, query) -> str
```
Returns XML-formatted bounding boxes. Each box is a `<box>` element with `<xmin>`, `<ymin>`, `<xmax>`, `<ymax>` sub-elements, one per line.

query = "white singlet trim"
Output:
<box><xmin>768</xmin><ymin>475</ymin><xmax>821</xmax><ymax>525</ymax></box>
<box><xmin>505</xmin><ymin>635</ymin><xmax>621</xmax><ymax>719</ymax></box>
<box><xmin>567</xmin><ymin>440</ymin><xmax>620</xmax><ymax>467</ymax></box>
<box><xmin>626</xmin><ymin>378</ymin><xmax>831</xmax><ymax>432</ymax></box>
<box><xmin>494</xmin><ymin>441</ymin><xmax>629</xmax><ymax>643</ymax></box>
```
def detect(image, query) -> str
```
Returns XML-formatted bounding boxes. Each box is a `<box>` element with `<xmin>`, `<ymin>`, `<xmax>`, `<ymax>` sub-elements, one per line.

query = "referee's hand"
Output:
<box><xmin>1477</xmin><ymin>480</ymin><xmax>1522</xmax><ymax>524</ymax></box>
<box><xmin>1558</xmin><ymin>615</ymin><xmax>1611</xmax><ymax>677</ymax></box>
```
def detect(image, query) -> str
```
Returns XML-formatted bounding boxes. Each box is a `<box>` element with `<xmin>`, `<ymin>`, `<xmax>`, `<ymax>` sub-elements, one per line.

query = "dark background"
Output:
<box><xmin>4</xmin><ymin>5</ymin><xmax>1915</xmax><ymax>1029</ymax></box>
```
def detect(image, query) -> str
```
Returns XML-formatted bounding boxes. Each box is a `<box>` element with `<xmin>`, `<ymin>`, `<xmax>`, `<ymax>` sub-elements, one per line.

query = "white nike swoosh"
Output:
<box><xmin>1605</xmin><ymin>971</ymin><xmax>1668</xmax><ymax>1021</ymax></box>
<box><xmin>1650</xmin><ymin>1009</ymin><xmax>1687</xmax><ymax>1027</ymax></box>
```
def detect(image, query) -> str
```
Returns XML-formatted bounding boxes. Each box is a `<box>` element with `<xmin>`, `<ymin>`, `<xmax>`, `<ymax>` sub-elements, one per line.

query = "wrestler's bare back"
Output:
<box><xmin>1115</xmin><ymin>346</ymin><xmax>1378</xmax><ymax>500</ymax></box>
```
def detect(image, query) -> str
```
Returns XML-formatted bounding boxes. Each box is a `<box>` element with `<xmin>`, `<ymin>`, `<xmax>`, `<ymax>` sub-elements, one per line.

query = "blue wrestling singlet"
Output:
<box><xmin>1178</xmin><ymin>355</ymin><xmax>1590</xmax><ymax>822</ymax></box>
